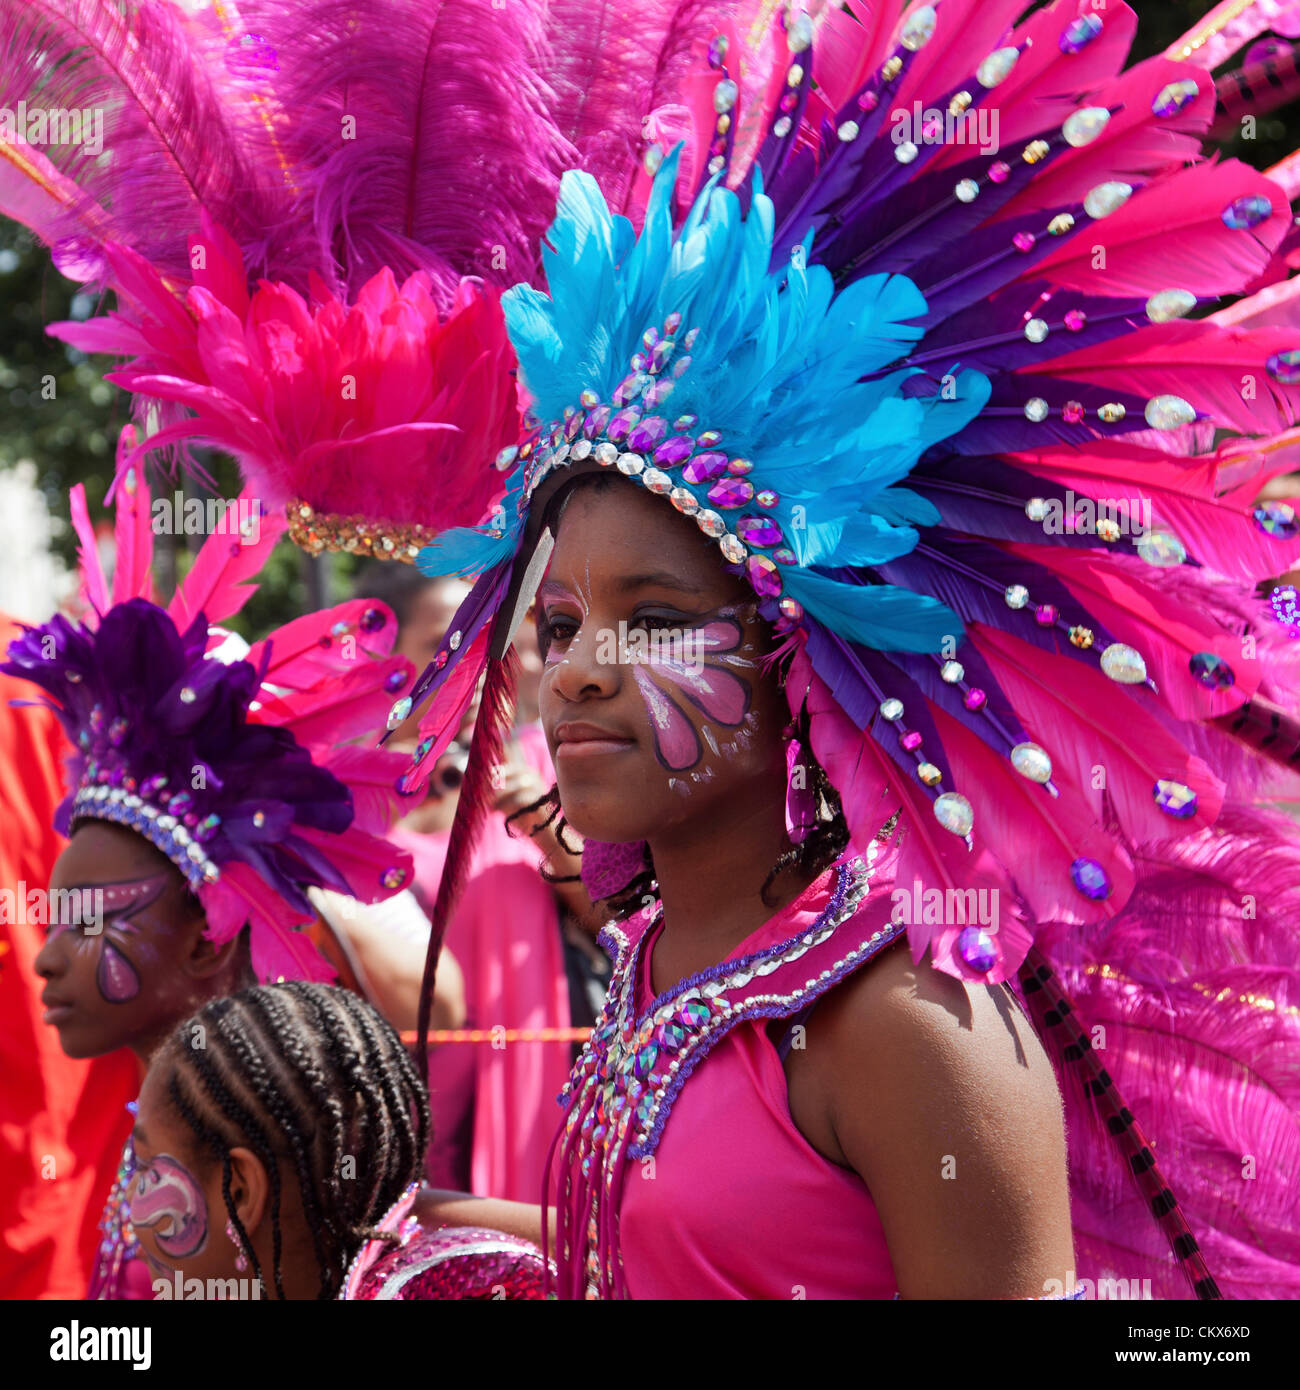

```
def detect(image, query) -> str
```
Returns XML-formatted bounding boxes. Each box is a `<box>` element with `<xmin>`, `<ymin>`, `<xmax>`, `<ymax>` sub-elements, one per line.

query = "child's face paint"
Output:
<box><xmin>631</xmin><ymin>611</ymin><xmax>755</xmax><ymax>772</ymax></box>
<box><xmin>35</xmin><ymin>822</ymin><xmax>226</xmax><ymax>1060</ymax></box>
<box><xmin>129</xmin><ymin>1153</ymin><xmax>209</xmax><ymax>1258</ymax></box>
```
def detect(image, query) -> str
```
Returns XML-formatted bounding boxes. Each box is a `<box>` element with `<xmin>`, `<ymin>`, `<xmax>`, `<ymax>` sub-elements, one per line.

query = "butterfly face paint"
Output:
<box><xmin>129</xmin><ymin>1154</ymin><xmax>209</xmax><ymax>1258</ymax></box>
<box><xmin>91</xmin><ymin>876</ymin><xmax>168</xmax><ymax>1004</ymax></box>
<box><xmin>630</xmin><ymin>610</ymin><xmax>757</xmax><ymax>774</ymax></box>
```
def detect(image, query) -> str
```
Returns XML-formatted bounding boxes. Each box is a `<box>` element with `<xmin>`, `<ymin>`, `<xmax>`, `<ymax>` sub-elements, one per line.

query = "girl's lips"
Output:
<box><xmin>42</xmin><ymin>1004</ymin><xmax>76</xmax><ymax>1025</ymax></box>
<box><xmin>555</xmin><ymin>737</ymin><xmax>636</xmax><ymax>759</ymax></box>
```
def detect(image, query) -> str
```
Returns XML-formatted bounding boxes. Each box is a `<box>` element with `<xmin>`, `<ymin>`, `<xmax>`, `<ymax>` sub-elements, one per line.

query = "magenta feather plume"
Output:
<box><xmin>540</xmin><ymin>1</ymin><xmax>749</xmax><ymax>218</ymax></box>
<box><xmin>238</xmin><ymin>0</ymin><xmax>572</xmax><ymax>303</ymax></box>
<box><xmin>0</xmin><ymin>0</ymin><xmax>303</xmax><ymax>285</ymax></box>
<box><xmin>1035</xmin><ymin>805</ymin><xmax>1300</xmax><ymax>1298</ymax></box>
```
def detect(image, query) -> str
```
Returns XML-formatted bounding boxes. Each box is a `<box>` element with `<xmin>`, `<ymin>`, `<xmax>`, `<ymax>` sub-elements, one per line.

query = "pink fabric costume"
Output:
<box><xmin>339</xmin><ymin>1186</ymin><xmax>550</xmax><ymax>1301</ymax></box>
<box><xmin>394</xmin><ymin>721</ymin><xmax>572</xmax><ymax>1203</ymax></box>
<box><xmin>611</xmin><ymin>852</ymin><xmax>902</xmax><ymax>1300</ymax></box>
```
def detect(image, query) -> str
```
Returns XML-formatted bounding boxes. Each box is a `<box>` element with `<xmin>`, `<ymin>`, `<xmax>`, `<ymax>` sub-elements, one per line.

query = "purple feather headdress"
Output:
<box><xmin>1</xmin><ymin>459</ymin><xmax>417</xmax><ymax>982</ymax></box>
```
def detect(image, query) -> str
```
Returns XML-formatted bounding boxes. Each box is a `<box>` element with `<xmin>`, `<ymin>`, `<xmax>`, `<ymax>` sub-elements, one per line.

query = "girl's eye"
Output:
<box><xmin>539</xmin><ymin>615</ymin><xmax>579</xmax><ymax>650</ymax></box>
<box><xmin>635</xmin><ymin>614</ymin><xmax>688</xmax><ymax>633</ymax></box>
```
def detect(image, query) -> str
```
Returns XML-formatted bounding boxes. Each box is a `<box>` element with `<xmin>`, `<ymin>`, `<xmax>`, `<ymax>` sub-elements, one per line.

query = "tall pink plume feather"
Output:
<box><xmin>253</xmin><ymin>656</ymin><xmax>411</xmax><ymax>747</ymax></box>
<box><xmin>164</xmin><ymin>493</ymin><xmax>283</xmax><ymax>632</ymax></box>
<box><xmin>0</xmin><ymin>0</ymin><xmax>304</xmax><ymax>287</ymax></box>
<box><xmin>238</xmin><ymin>0</ymin><xmax>572</xmax><ymax>301</ymax></box>
<box><xmin>109</xmin><ymin>432</ymin><xmax>156</xmax><ymax>606</ymax></box>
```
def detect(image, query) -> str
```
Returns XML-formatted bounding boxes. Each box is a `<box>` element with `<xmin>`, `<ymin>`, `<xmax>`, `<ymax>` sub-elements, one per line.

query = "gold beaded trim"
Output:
<box><xmin>286</xmin><ymin>500</ymin><xmax>433</xmax><ymax>563</ymax></box>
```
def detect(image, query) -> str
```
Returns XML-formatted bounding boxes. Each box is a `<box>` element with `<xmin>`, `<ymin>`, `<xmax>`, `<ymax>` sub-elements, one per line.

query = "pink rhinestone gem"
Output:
<box><xmin>746</xmin><ymin>554</ymin><xmax>782</xmax><ymax>598</ymax></box>
<box><xmin>736</xmin><ymin>514</ymin><xmax>783</xmax><ymax>547</ymax></box>
<box><xmin>901</xmin><ymin>731</ymin><xmax>923</xmax><ymax>751</ymax></box>
<box><xmin>727</xmin><ymin>457</ymin><xmax>754</xmax><ymax>475</ymax></box>
<box><xmin>708</xmin><ymin>478</ymin><xmax>754</xmax><ymax>508</ymax></box>
<box><xmin>1013</xmin><ymin>231</ymin><xmax>1036</xmax><ymax>252</ymax></box>
<box><xmin>681</xmin><ymin>451</ymin><xmax>729</xmax><ymax>483</ymax></box>
<box><xmin>859</xmin><ymin>90</ymin><xmax>878</xmax><ymax>111</ymax></box>
<box><xmin>963</xmin><ymin>688</ymin><xmax>987</xmax><ymax>711</ymax></box>
<box><xmin>1063</xmin><ymin>309</ymin><xmax>1086</xmax><ymax>331</ymax></box>
<box><xmin>1062</xmin><ymin>401</ymin><xmax>1084</xmax><ymax>424</ymax></box>
<box><xmin>1035</xmin><ymin>603</ymin><xmax>1059</xmax><ymax>625</ymax></box>
<box><xmin>988</xmin><ymin>160</ymin><xmax>1011</xmax><ymax>183</ymax></box>
<box><xmin>773</xmin><ymin>547</ymin><xmax>795</xmax><ymax>564</ymax></box>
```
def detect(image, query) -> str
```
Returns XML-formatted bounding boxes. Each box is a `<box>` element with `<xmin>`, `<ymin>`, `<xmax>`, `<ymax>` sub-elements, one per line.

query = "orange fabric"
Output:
<box><xmin>0</xmin><ymin>617</ymin><xmax>137</xmax><ymax>1298</ymax></box>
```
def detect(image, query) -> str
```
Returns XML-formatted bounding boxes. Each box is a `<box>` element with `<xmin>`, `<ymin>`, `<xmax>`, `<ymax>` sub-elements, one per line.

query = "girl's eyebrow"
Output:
<box><xmin>615</xmin><ymin>572</ymin><xmax>700</xmax><ymax>595</ymax></box>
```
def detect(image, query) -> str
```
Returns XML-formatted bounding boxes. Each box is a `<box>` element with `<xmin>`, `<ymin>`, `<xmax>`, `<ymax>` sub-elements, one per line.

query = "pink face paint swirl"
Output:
<box><xmin>97</xmin><ymin>939</ymin><xmax>141</xmax><ymax>1003</ymax></box>
<box><xmin>129</xmin><ymin>1154</ymin><xmax>209</xmax><ymax>1258</ymax></box>
<box><xmin>651</xmin><ymin>660</ymin><xmax>750</xmax><ymax>726</ymax></box>
<box><xmin>633</xmin><ymin>666</ymin><xmax>701</xmax><ymax>771</ymax></box>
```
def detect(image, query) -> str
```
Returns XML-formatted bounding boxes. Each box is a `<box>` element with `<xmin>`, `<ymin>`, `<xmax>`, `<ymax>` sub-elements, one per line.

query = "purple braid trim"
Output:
<box><xmin>627</xmin><ymin>918</ymin><xmax>907</xmax><ymax>1160</ymax></box>
<box><xmin>635</xmin><ymin>862</ymin><xmax>854</xmax><ymax>1022</ymax></box>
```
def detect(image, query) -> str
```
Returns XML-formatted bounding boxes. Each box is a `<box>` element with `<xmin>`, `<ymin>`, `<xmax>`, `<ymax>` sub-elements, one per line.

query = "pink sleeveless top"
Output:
<box><xmin>551</xmin><ymin>847</ymin><xmax>904</xmax><ymax>1299</ymax></box>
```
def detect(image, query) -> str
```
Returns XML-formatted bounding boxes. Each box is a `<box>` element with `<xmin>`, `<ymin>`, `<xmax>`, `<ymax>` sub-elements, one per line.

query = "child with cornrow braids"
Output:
<box><xmin>130</xmin><ymin>982</ymin><xmax>551</xmax><ymax>1300</ymax></box>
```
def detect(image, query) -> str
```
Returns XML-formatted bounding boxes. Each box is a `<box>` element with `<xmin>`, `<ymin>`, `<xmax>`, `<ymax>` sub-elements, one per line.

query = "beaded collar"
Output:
<box><xmin>551</xmin><ymin>851</ymin><xmax>909</xmax><ymax>1298</ymax></box>
<box><xmin>89</xmin><ymin>1128</ymin><xmax>142</xmax><ymax>1300</ymax></box>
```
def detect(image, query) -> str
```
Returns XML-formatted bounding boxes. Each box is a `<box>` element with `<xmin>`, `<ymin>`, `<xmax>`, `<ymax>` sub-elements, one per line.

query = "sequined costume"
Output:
<box><xmin>87</xmin><ymin>1126</ymin><xmax>153</xmax><ymax>1302</ymax></box>
<box><xmin>339</xmin><ymin>1186</ymin><xmax>550</xmax><ymax>1300</ymax></box>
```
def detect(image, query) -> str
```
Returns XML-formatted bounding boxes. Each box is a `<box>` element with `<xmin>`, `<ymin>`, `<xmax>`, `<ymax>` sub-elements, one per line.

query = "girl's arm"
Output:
<box><xmin>804</xmin><ymin>941</ymin><xmax>1077</xmax><ymax>1300</ymax></box>
<box><xmin>416</xmin><ymin>1189</ymin><xmax>554</xmax><ymax>1250</ymax></box>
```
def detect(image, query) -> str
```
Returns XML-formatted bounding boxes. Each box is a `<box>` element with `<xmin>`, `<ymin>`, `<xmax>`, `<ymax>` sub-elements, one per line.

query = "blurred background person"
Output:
<box><xmin>354</xmin><ymin>562</ymin><xmax>606</xmax><ymax>1204</ymax></box>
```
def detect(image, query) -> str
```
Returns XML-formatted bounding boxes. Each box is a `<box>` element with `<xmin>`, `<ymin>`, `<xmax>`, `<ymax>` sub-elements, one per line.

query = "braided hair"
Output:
<box><xmin>155</xmin><ymin>981</ymin><xmax>431</xmax><ymax>1300</ymax></box>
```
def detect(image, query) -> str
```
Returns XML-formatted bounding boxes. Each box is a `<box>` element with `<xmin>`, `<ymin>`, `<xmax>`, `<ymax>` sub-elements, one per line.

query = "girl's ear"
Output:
<box><xmin>226</xmin><ymin>1146</ymin><xmax>272</xmax><ymax>1235</ymax></box>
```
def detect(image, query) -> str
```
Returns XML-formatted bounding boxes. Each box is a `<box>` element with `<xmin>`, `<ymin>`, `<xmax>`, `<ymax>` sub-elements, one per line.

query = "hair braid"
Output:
<box><xmin>156</xmin><ymin>983</ymin><xmax>430</xmax><ymax>1300</ymax></box>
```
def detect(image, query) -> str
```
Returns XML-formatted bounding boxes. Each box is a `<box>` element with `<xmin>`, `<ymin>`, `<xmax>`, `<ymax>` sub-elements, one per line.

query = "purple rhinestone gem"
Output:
<box><xmin>772</xmin><ymin>547</ymin><xmax>795</xmax><ymax>564</ymax></box>
<box><xmin>613</xmin><ymin>372</ymin><xmax>647</xmax><ymax>404</ymax></box>
<box><xmin>607</xmin><ymin>408</ymin><xmax>641</xmax><ymax>443</ymax></box>
<box><xmin>1188</xmin><ymin>651</ymin><xmax>1235</xmax><ymax>688</ymax></box>
<box><xmin>682</xmin><ymin>451</ymin><xmax>729</xmax><ymax>483</ymax></box>
<box><xmin>140</xmin><ymin>773</ymin><xmax>168</xmax><ymax>799</ymax></box>
<box><xmin>627</xmin><ymin>417</ymin><xmax>668</xmax><ymax>452</ymax></box>
<box><xmin>677</xmin><ymin>999</ymin><xmax>711</xmax><ymax>1028</ymax></box>
<box><xmin>169</xmin><ymin>791</ymin><xmax>194</xmax><ymax>815</ymax></box>
<box><xmin>385</xmin><ymin>668</ymin><xmax>408</xmax><ymax>693</ymax></box>
<box><xmin>1070</xmin><ymin>857</ymin><xmax>1111</xmax><ymax>900</ymax></box>
<box><xmin>671</xmin><ymin>355</ymin><xmax>692</xmax><ymax>379</ymax></box>
<box><xmin>108</xmin><ymin>717</ymin><xmax>129</xmax><ymax>747</ymax></box>
<box><xmin>583</xmin><ymin>405</ymin><xmax>612</xmax><ymax>438</ymax></box>
<box><xmin>564</xmin><ymin>412</ymin><xmax>583</xmax><ymax>440</ymax></box>
<box><xmin>963</xmin><ymin>688</ymin><xmax>987</xmax><ymax>711</ymax></box>
<box><xmin>643</xmin><ymin>378</ymin><xmax>675</xmax><ymax>406</ymax></box>
<box><xmin>1059</xmin><ymin>13</ymin><xmax>1102</xmax><ymax>53</ymax></box>
<box><xmin>957</xmin><ymin>926</ymin><xmax>998</xmax><ymax>973</ymax></box>
<box><xmin>736</xmin><ymin>514</ymin><xmax>783</xmax><ymax>547</ymax></box>
<box><xmin>708</xmin><ymin>478</ymin><xmax>754</xmax><ymax>508</ymax></box>
<box><xmin>901</xmin><ymin>731</ymin><xmax>922</xmax><ymax>751</ymax></box>
<box><xmin>633</xmin><ymin>1042</ymin><xmax>659</xmax><ymax>1080</ymax></box>
<box><xmin>653</xmin><ymin>1021</ymin><xmax>686</xmax><ymax>1050</ymax></box>
<box><xmin>1222</xmin><ymin>195</ymin><xmax>1273</xmax><ymax>231</ymax></box>
<box><xmin>746</xmin><ymin>554</ymin><xmax>782</xmax><ymax>598</ymax></box>
<box><xmin>653</xmin><ymin>435</ymin><xmax>696</xmax><ymax>466</ymax></box>
<box><xmin>1153</xmin><ymin>779</ymin><xmax>1198</xmax><ymax>819</ymax></box>
<box><xmin>360</xmin><ymin>607</ymin><xmax>386</xmax><ymax>632</ymax></box>
<box><xmin>1254</xmin><ymin>501</ymin><xmax>1298</xmax><ymax>538</ymax></box>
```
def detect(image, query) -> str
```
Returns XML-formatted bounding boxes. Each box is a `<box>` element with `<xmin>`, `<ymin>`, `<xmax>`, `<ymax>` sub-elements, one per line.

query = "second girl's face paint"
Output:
<box><xmin>35</xmin><ymin>827</ymin><xmax>220</xmax><ymax>1060</ymax></box>
<box><xmin>129</xmin><ymin>1154</ymin><xmax>209</xmax><ymax>1258</ymax></box>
